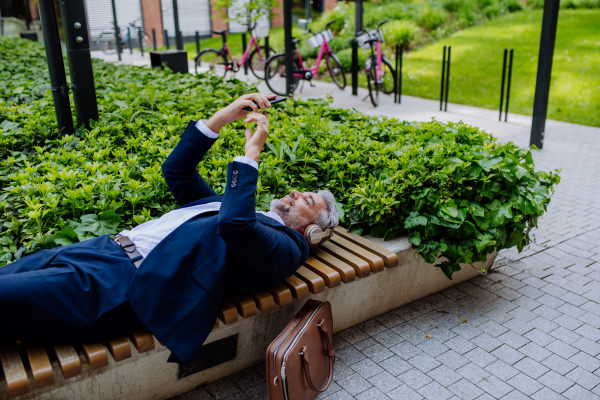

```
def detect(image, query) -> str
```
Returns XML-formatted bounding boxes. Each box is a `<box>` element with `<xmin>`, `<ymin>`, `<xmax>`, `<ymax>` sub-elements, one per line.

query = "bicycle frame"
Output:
<box><xmin>293</xmin><ymin>38</ymin><xmax>333</xmax><ymax>78</ymax></box>
<box><xmin>219</xmin><ymin>35</ymin><xmax>264</xmax><ymax>70</ymax></box>
<box><xmin>374</xmin><ymin>41</ymin><xmax>384</xmax><ymax>81</ymax></box>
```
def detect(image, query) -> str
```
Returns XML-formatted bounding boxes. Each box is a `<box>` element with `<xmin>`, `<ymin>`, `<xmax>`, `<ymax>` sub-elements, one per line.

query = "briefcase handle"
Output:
<box><xmin>299</xmin><ymin>319</ymin><xmax>335</xmax><ymax>393</ymax></box>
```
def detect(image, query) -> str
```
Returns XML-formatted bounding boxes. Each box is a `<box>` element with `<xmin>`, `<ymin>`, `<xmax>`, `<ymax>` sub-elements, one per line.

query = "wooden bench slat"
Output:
<box><xmin>294</xmin><ymin>266</ymin><xmax>326</xmax><ymax>294</ymax></box>
<box><xmin>0</xmin><ymin>342</ymin><xmax>30</xmax><ymax>397</ymax></box>
<box><xmin>82</xmin><ymin>344</ymin><xmax>109</xmax><ymax>370</ymax></box>
<box><xmin>311</xmin><ymin>248</ymin><xmax>356</xmax><ymax>283</ymax></box>
<box><xmin>321</xmin><ymin>241</ymin><xmax>371</xmax><ymax>278</ymax></box>
<box><xmin>267</xmin><ymin>283</ymin><xmax>293</xmax><ymax>306</ymax></box>
<box><xmin>219</xmin><ymin>300</ymin><xmax>239</xmax><ymax>325</ymax></box>
<box><xmin>24</xmin><ymin>343</ymin><xmax>55</xmax><ymax>389</ymax></box>
<box><xmin>248</xmin><ymin>289</ymin><xmax>276</xmax><ymax>312</ymax></box>
<box><xmin>212</xmin><ymin>318</ymin><xmax>219</xmax><ymax>331</ymax></box>
<box><xmin>53</xmin><ymin>344</ymin><xmax>82</xmax><ymax>379</ymax></box>
<box><xmin>128</xmin><ymin>328</ymin><xmax>155</xmax><ymax>354</ymax></box>
<box><xmin>304</xmin><ymin>256</ymin><xmax>341</xmax><ymax>288</ymax></box>
<box><xmin>330</xmin><ymin>235</ymin><xmax>385</xmax><ymax>273</ymax></box>
<box><xmin>107</xmin><ymin>337</ymin><xmax>132</xmax><ymax>362</ymax></box>
<box><xmin>282</xmin><ymin>275</ymin><xmax>310</xmax><ymax>300</ymax></box>
<box><xmin>230</xmin><ymin>294</ymin><xmax>258</xmax><ymax>318</ymax></box>
<box><xmin>334</xmin><ymin>227</ymin><xmax>399</xmax><ymax>267</ymax></box>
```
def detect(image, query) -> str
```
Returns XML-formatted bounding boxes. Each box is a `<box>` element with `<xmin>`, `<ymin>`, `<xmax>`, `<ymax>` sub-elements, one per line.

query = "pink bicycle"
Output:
<box><xmin>264</xmin><ymin>20</ymin><xmax>346</xmax><ymax>96</ymax></box>
<box><xmin>195</xmin><ymin>28</ymin><xmax>274</xmax><ymax>80</ymax></box>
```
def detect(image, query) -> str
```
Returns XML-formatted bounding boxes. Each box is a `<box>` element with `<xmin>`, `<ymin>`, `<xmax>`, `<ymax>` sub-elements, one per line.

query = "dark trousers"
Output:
<box><xmin>0</xmin><ymin>235</ymin><xmax>142</xmax><ymax>344</ymax></box>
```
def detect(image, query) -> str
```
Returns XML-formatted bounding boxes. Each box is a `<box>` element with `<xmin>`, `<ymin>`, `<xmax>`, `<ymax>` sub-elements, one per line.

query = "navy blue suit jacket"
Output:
<box><xmin>128</xmin><ymin>121</ymin><xmax>309</xmax><ymax>366</ymax></box>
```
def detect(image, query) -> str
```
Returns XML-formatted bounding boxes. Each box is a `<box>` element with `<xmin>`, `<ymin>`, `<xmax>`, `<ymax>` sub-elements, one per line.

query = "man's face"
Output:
<box><xmin>270</xmin><ymin>190</ymin><xmax>327</xmax><ymax>232</ymax></box>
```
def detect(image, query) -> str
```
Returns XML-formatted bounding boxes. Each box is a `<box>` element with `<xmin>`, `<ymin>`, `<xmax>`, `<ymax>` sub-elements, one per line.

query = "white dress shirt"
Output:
<box><xmin>117</xmin><ymin>120</ymin><xmax>284</xmax><ymax>260</ymax></box>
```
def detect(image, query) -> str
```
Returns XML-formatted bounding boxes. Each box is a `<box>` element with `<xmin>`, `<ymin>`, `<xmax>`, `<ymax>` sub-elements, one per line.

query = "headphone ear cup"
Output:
<box><xmin>303</xmin><ymin>224</ymin><xmax>321</xmax><ymax>244</ymax></box>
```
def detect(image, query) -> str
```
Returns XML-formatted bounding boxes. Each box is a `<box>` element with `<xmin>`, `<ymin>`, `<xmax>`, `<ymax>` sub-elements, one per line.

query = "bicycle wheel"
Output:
<box><xmin>97</xmin><ymin>32</ymin><xmax>117</xmax><ymax>54</ymax></box>
<box><xmin>195</xmin><ymin>49</ymin><xmax>226</xmax><ymax>76</ymax></box>
<box><xmin>326</xmin><ymin>52</ymin><xmax>346</xmax><ymax>90</ymax></box>
<box><xmin>248</xmin><ymin>46</ymin><xmax>276</xmax><ymax>80</ymax></box>
<box><xmin>264</xmin><ymin>54</ymin><xmax>300</xmax><ymax>96</ymax></box>
<box><xmin>366</xmin><ymin>55</ymin><xmax>379</xmax><ymax>107</ymax></box>
<box><xmin>380</xmin><ymin>57</ymin><xmax>396</xmax><ymax>95</ymax></box>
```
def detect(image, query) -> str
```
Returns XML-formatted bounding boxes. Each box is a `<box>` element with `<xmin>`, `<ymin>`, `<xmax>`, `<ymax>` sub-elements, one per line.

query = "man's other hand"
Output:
<box><xmin>244</xmin><ymin>112</ymin><xmax>269</xmax><ymax>163</ymax></box>
<box><xmin>205</xmin><ymin>93</ymin><xmax>275</xmax><ymax>133</ymax></box>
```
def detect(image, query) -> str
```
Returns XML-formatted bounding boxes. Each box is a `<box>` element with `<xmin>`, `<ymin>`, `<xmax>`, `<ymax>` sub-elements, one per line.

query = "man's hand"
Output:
<box><xmin>205</xmin><ymin>93</ymin><xmax>275</xmax><ymax>133</ymax></box>
<box><xmin>244</xmin><ymin>112</ymin><xmax>269</xmax><ymax>163</ymax></box>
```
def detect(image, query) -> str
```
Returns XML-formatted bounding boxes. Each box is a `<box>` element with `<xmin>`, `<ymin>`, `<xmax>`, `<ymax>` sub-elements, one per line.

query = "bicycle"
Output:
<box><xmin>263</xmin><ymin>20</ymin><xmax>346</xmax><ymax>96</ymax></box>
<box><xmin>356</xmin><ymin>19</ymin><xmax>396</xmax><ymax>107</ymax></box>
<box><xmin>195</xmin><ymin>26</ymin><xmax>274</xmax><ymax>80</ymax></box>
<box><xmin>96</xmin><ymin>19</ymin><xmax>151</xmax><ymax>55</ymax></box>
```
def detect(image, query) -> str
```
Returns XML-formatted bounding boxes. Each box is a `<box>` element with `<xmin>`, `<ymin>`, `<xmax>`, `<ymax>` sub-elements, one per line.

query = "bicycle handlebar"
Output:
<box><xmin>377</xmin><ymin>19</ymin><xmax>390</xmax><ymax>28</ymax></box>
<box><xmin>325</xmin><ymin>19</ymin><xmax>338</xmax><ymax>29</ymax></box>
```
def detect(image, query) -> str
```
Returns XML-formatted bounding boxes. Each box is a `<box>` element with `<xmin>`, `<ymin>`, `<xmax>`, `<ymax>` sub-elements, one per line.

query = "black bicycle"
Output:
<box><xmin>96</xmin><ymin>19</ymin><xmax>151</xmax><ymax>55</ymax></box>
<box><xmin>356</xmin><ymin>19</ymin><xmax>396</xmax><ymax>107</ymax></box>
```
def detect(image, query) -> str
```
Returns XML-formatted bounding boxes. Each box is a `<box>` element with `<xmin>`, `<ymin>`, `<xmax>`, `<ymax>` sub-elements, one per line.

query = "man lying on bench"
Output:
<box><xmin>0</xmin><ymin>93</ymin><xmax>338</xmax><ymax>366</ymax></box>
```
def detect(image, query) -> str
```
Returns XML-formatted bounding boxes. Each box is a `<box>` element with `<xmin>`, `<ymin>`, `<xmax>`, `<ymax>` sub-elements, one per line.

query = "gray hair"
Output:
<box><xmin>314</xmin><ymin>190</ymin><xmax>339</xmax><ymax>231</ymax></box>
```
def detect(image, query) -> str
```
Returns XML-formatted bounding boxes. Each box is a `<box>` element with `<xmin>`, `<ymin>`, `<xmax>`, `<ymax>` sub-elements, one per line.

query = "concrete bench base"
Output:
<box><xmin>0</xmin><ymin>236</ymin><xmax>496</xmax><ymax>400</ymax></box>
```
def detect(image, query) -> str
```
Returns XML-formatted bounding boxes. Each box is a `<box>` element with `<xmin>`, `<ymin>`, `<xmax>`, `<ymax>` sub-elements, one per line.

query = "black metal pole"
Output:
<box><xmin>59</xmin><ymin>0</ymin><xmax>99</xmax><ymax>131</ymax></box>
<box><xmin>505</xmin><ymin>49</ymin><xmax>514</xmax><ymax>122</ymax></box>
<box><xmin>499</xmin><ymin>49</ymin><xmax>507</xmax><ymax>121</ymax></box>
<box><xmin>38</xmin><ymin>0</ymin><xmax>74</xmax><ymax>136</ymax></box>
<box><xmin>399</xmin><ymin>44</ymin><xmax>403</xmax><ymax>104</ymax></box>
<box><xmin>265</xmin><ymin>36</ymin><xmax>270</xmax><ymax>58</ymax></box>
<box><xmin>440</xmin><ymin>46</ymin><xmax>446</xmax><ymax>111</ymax></box>
<box><xmin>138</xmin><ymin>27</ymin><xmax>144</xmax><ymax>56</ymax></box>
<box><xmin>152</xmin><ymin>28</ymin><xmax>157</xmax><ymax>50</ymax></box>
<box><xmin>128</xmin><ymin>27</ymin><xmax>133</xmax><ymax>55</ymax></box>
<box><xmin>195</xmin><ymin>31</ymin><xmax>200</xmax><ymax>56</ymax></box>
<box><xmin>242</xmin><ymin>33</ymin><xmax>248</xmax><ymax>75</ymax></box>
<box><xmin>355</xmin><ymin>0</ymin><xmax>363</xmax><ymax>33</ymax></box>
<box><xmin>165</xmin><ymin>30</ymin><xmax>169</xmax><ymax>49</ymax></box>
<box><xmin>530</xmin><ymin>0</ymin><xmax>560</xmax><ymax>149</ymax></box>
<box><xmin>283</xmin><ymin>0</ymin><xmax>294</xmax><ymax>96</ymax></box>
<box><xmin>352</xmin><ymin>40</ymin><xmax>358</xmax><ymax>96</ymax></box>
<box><xmin>444</xmin><ymin>46</ymin><xmax>451</xmax><ymax>111</ymax></box>
<box><xmin>306</xmin><ymin>0</ymin><xmax>311</xmax><ymax>20</ymax></box>
<box><xmin>110</xmin><ymin>0</ymin><xmax>121</xmax><ymax>61</ymax></box>
<box><xmin>172</xmin><ymin>0</ymin><xmax>183</xmax><ymax>50</ymax></box>
<box><xmin>394</xmin><ymin>44</ymin><xmax>399</xmax><ymax>103</ymax></box>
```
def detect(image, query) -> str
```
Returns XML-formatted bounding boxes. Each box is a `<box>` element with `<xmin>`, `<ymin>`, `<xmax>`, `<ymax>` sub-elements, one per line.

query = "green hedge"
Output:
<box><xmin>0</xmin><ymin>37</ymin><xmax>560</xmax><ymax>279</ymax></box>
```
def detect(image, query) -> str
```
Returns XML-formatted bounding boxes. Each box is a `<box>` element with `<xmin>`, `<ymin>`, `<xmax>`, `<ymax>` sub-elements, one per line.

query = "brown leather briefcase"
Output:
<box><xmin>266</xmin><ymin>300</ymin><xmax>334</xmax><ymax>400</ymax></box>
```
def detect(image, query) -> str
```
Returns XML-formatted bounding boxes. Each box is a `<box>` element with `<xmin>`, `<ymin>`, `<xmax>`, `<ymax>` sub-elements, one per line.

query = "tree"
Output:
<box><xmin>213</xmin><ymin>0</ymin><xmax>279</xmax><ymax>32</ymax></box>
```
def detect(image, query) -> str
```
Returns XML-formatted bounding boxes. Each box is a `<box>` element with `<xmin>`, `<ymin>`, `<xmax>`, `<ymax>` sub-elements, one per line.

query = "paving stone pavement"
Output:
<box><xmin>97</xmin><ymin>52</ymin><xmax>600</xmax><ymax>400</ymax></box>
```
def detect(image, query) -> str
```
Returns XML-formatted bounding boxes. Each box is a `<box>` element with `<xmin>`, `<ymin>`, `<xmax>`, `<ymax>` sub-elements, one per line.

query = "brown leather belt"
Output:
<box><xmin>114</xmin><ymin>235</ymin><xmax>144</xmax><ymax>268</ymax></box>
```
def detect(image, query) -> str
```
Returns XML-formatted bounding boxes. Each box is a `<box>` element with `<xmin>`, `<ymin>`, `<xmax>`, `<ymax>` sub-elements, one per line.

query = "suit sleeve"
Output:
<box><xmin>217</xmin><ymin>161</ymin><xmax>309</xmax><ymax>281</ymax></box>
<box><xmin>162</xmin><ymin>121</ymin><xmax>218</xmax><ymax>207</ymax></box>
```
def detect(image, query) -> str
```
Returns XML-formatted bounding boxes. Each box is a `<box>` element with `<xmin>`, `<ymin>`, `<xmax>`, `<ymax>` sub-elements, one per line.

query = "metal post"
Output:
<box><xmin>530</xmin><ymin>0</ymin><xmax>560</xmax><ymax>149</ymax></box>
<box><xmin>505</xmin><ymin>49</ymin><xmax>514</xmax><ymax>122</ymax></box>
<box><xmin>152</xmin><ymin>28</ymin><xmax>157</xmax><ymax>50</ymax></box>
<box><xmin>306</xmin><ymin>0</ymin><xmax>312</xmax><ymax>21</ymax></box>
<box><xmin>164</xmin><ymin>30</ymin><xmax>169</xmax><ymax>49</ymax></box>
<box><xmin>352</xmin><ymin>40</ymin><xmax>358</xmax><ymax>96</ymax></box>
<box><xmin>265</xmin><ymin>36</ymin><xmax>270</xmax><ymax>58</ymax></box>
<box><xmin>195</xmin><ymin>31</ymin><xmax>200</xmax><ymax>56</ymax></box>
<box><xmin>355</xmin><ymin>0</ymin><xmax>363</xmax><ymax>34</ymax></box>
<box><xmin>499</xmin><ymin>49</ymin><xmax>507</xmax><ymax>121</ymax></box>
<box><xmin>59</xmin><ymin>0</ymin><xmax>99</xmax><ymax>130</ymax></box>
<box><xmin>283</xmin><ymin>0</ymin><xmax>294</xmax><ymax>96</ymax></box>
<box><xmin>110</xmin><ymin>0</ymin><xmax>121</xmax><ymax>61</ymax></box>
<box><xmin>394</xmin><ymin>44</ymin><xmax>399</xmax><ymax>103</ymax></box>
<box><xmin>138</xmin><ymin>27</ymin><xmax>144</xmax><ymax>56</ymax></box>
<box><xmin>398</xmin><ymin>44</ymin><xmax>403</xmax><ymax>104</ymax></box>
<box><xmin>242</xmin><ymin>33</ymin><xmax>248</xmax><ymax>75</ymax></box>
<box><xmin>38</xmin><ymin>0</ymin><xmax>74</xmax><ymax>136</ymax></box>
<box><xmin>172</xmin><ymin>0</ymin><xmax>183</xmax><ymax>50</ymax></box>
<box><xmin>440</xmin><ymin>46</ymin><xmax>446</xmax><ymax>111</ymax></box>
<box><xmin>128</xmin><ymin>27</ymin><xmax>133</xmax><ymax>54</ymax></box>
<box><xmin>444</xmin><ymin>46</ymin><xmax>451</xmax><ymax>111</ymax></box>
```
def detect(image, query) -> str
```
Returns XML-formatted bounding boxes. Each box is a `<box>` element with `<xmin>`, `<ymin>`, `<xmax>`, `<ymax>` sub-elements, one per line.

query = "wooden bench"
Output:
<box><xmin>0</xmin><ymin>227</ymin><xmax>496</xmax><ymax>400</ymax></box>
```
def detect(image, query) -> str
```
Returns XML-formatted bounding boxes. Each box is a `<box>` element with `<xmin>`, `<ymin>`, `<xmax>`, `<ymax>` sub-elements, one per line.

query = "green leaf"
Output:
<box><xmin>475</xmin><ymin>233</ymin><xmax>494</xmax><ymax>252</ymax></box>
<box><xmin>404</xmin><ymin>211</ymin><xmax>428</xmax><ymax>229</ymax></box>
<box><xmin>436</xmin><ymin>261</ymin><xmax>462</xmax><ymax>280</ymax></box>
<box><xmin>408</xmin><ymin>231</ymin><xmax>421</xmax><ymax>246</ymax></box>
<box><xmin>478</xmin><ymin>156</ymin><xmax>503</xmax><ymax>171</ymax></box>
<box><xmin>52</xmin><ymin>226</ymin><xmax>79</xmax><ymax>246</ymax></box>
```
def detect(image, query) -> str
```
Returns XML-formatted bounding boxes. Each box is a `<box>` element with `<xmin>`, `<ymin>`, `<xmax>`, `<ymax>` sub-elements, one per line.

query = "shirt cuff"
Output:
<box><xmin>195</xmin><ymin>120</ymin><xmax>219</xmax><ymax>139</ymax></box>
<box><xmin>233</xmin><ymin>156</ymin><xmax>258</xmax><ymax>170</ymax></box>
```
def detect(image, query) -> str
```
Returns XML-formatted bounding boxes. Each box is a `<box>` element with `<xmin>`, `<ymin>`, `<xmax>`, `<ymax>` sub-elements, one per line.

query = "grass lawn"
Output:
<box><xmin>401</xmin><ymin>9</ymin><xmax>600</xmax><ymax>127</ymax></box>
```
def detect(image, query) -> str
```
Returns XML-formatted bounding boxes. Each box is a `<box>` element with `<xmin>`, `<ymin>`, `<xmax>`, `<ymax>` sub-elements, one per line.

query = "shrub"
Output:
<box><xmin>417</xmin><ymin>5</ymin><xmax>450</xmax><ymax>31</ymax></box>
<box><xmin>0</xmin><ymin>37</ymin><xmax>560</xmax><ymax>280</ymax></box>
<box><xmin>382</xmin><ymin>20</ymin><xmax>424</xmax><ymax>49</ymax></box>
<box><xmin>336</xmin><ymin>47</ymin><xmax>370</xmax><ymax>71</ymax></box>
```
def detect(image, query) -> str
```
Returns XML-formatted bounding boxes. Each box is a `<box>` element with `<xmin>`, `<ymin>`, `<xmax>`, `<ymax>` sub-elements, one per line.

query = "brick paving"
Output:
<box><xmin>95</xmin><ymin>53</ymin><xmax>600</xmax><ymax>400</ymax></box>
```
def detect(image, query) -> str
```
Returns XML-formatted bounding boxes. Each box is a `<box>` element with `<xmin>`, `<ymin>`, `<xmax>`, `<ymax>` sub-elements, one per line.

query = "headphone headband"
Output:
<box><xmin>304</xmin><ymin>224</ymin><xmax>335</xmax><ymax>246</ymax></box>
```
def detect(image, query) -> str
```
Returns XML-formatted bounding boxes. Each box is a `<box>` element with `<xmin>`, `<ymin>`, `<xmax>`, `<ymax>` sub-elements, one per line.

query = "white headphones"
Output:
<box><xmin>303</xmin><ymin>224</ymin><xmax>335</xmax><ymax>246</ymax></box>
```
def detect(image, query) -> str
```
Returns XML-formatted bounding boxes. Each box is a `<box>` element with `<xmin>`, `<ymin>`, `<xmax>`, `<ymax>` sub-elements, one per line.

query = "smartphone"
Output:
<box><xmin>242</xmin><ymin>96</ymin><xmax>287</xmax><ymax>112</ymax></box>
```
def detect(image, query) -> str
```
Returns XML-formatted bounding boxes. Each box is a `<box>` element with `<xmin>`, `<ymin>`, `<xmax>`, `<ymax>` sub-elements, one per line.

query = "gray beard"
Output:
<box><xmin>270</xmin><ymin>199</ymin><xmax>306</xmax><ymax>231</ymax></box>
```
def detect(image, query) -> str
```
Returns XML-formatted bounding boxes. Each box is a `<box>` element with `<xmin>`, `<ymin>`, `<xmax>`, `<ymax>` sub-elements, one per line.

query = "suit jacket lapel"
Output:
<box><xmin>178</xmin><ymin>195</ymin><xmax>224</xmax><ymax>209</ymax></box>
